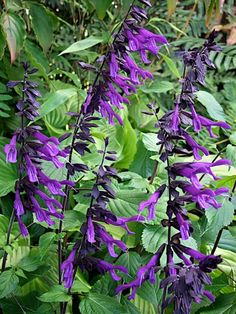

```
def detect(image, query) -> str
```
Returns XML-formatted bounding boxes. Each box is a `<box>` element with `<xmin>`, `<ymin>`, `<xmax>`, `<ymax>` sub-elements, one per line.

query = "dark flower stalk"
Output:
<box><xmin>58</xmin><ymin>0</ymin><xmax>167</xmax><ymax>289</ymax></box>
<box><xmin>116</xmin><ymin>32</ymin><xmax>231</xmax><ymax>314</ymax></box>
<box><xmin>3</xmin><ymin>63</ymin><xmax>72</xmax><ymax>271</ymax></box>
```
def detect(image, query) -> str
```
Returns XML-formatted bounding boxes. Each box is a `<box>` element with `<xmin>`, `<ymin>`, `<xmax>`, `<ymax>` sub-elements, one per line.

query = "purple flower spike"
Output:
<box><xmin>17</xmin><ymin>216</ymin><xmax>29</xmax><ymax>238</ymax></box>
<box><xmin>170</xmin><ymin>103</ymin><xmax>179</xmax><ymax>132</ymax></box>
<box><xmin>182</xmin><ymin>131</ymin><xmax>209</xmax><ymax>160</ymax></box>
<box><xmin>25</xmin><ymin>155</ymin><xmax>38</xmax><ymax>182</ymax></box>
<box><xmin>97</xmin><ymin>227</ymin><xmax>127</xmax><ymax>257</ymax></box>
<box><xmin>4</xmin><ymin>134</ymin><xmax>17</xmax><ymax>163</ymax></box>
<box><xmin>107</xmin><ymin>215</ymin><xmax>145</xmax><ymax>234</ymax></box>
<box><xmin>198</xmin><ymin>115</ymin><xmax>230</xmax><ymax>137</ymax></box>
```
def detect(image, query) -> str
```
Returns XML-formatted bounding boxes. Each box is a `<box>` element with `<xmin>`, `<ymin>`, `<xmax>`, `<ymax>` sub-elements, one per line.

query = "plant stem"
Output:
<box><xmin>1</xmin><ymin>209</ymin><xmax>15</xmax><ymax>272</ymax></box>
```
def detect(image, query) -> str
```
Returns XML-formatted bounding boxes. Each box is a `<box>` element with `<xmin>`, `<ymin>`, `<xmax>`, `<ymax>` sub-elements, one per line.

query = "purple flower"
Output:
<box><xmin>109</xmin><ymin>53</ymin><xmax>119</xmax><ymax>78</ymax></box>
<box><xmin>198</xmin><ymin>115</ymin><xmax>230</xmax><ymax>137</ymax></box>
<box><xmin>4</xmin><ymin>134</ymin><xmax>17</xmax><ymax>163</ymax></box>
<box><xmin>138</xmin><ymin>185</ymin><xmax>166</xmax><ymax>220</ymax></box>
<box><xmin>97</xmin><ymin>259</ymin><xmax>128</xmax><ymax>281</ymax></box>
<box><xmin>170</xmin><ymin>103</ymin><xmax>179</xmax><ymax>132</ymax></box>
<box><xmin>107</xmin><ymin>215</ymin><xmax>145</xmax><ymax>234</ymax></box>
<box><xmin>176</xmin><ymin>212</ymin><xmax>191</xmax><ymax>240</ymax></box>
<box><xmin>182</xmin><ymin>131</ymin><xmax>209</xmax><ymax>160</ymax></box>
<box><xmin>61</xmin><ymin>246</ymin><xmax>78</xmax><ymax>288</ymax></box>
<box><xmin>99</xmin><ymin>98</ymin><xmax>123</xmax><ymax>125</ymax></box>
<box><xmin>182</xmin><ymin>184</ymin><xmax>229</xmax><ymax>209</ymax></box>
<box><xmin>97</xmin><ymin>227</ymin><xmax>127</xmax><ymax>257</ymax></box>
<box><xmin>190</xmin><ymin>104</ymin><xmax>201</xmax><ymax>132</ymax></box>
<box><xmin>17</xmin><ymin>216</ymin><xmax>28</xmax><ymax>237</ymax></box>
<box><xmin>25</xmin><ymin>155</ymin><xmax>38</xmax><ymax>182</ymax></box>
<box><xmin>116</xmin><ymin>244</ymin><xmax>165</xmax><ymax>299</ymax></box>
<box><xmin>14</xmin><ymin>189</ymin><xmax>24</xmax><ymax>216</ymax></box>
<box><xmin>87</xmin><ymin>216</ymin><xmax>96</xmax><ymax>243</ymax></box>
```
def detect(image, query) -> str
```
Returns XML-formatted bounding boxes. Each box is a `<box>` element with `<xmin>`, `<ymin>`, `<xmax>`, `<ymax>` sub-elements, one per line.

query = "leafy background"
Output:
<box><xmin>0</xmin><ymin>0</ymin><xmax>236</xmax><ymax>313</ymax></box>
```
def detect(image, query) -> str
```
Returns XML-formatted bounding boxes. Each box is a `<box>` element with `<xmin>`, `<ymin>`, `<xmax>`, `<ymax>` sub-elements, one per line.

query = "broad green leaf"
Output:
<box><xmin>121</xmin><ymin>297</ymin><xmax>141</xmax><ymax>314</ymax></box>
<box><xmin>229</xmin><ymin>132</ymin><xmax>236</xmax><ymax>145</ymax></box>
<box><xmin>142</xmin><ymin>225</ymin><xmax>168</xmax><ymax>253</ymax></box>
<box><xmin>109</xmin><ymin>188</ymin><xmax>147</xmax><ymax>217</ymax></box>
<box><xmin>160</xmin><ymin>53</ymin><xmax>181</xmax><ymax>78</ymax></box>
<box><xmin>0</xmin><ymin>270</ymin><xmax>19</xmax><ymax>298</ymax></box>
<box><xmin>91</xmin><ymin>274</ymin><xmax>117</xmax><ymax>296</ymax></box>
<box><xmin>92</xmin><ymin>0</ymin><xmax>113</xmax><ymax>19</ymax></box>
<box><xmin>142</xmin><ymin>133</ymin><xmax>157</xmax><ymax>152</ymax></box>
<box><xmin>226</xmin><ymin>144</ymin><xmax>236</xmax><ymax>167</ymax></box>
<box><xmin>132</xmin><ymin>295</ymin><xmax>156</xmax><ymax>314</ymax></box>
<box><xmin>38</xmin><ymin>285</ymin><xmax>71</xmax><ymax>302</ymax></box>
<box><xmin>59</xmin><ymin>36</ymin><xmax>104</xmax><ymax>55</ymax></box>
<box><xmin>0</xmin><ymin>140</ymin><xmax>18</xmax><ymax>197</ymax></box>
<box><xmin>137</xmin><ymin>274</ymin><xmax>162</xmax><ymax>307</ymax></box>
<box><xmin>79</xmin><ymin>293</ymin><xmax>127</xmax><ymax>314</ymax></box>
<box><xmin>37</xmin><ymin>88</ymin><xmax>77</xmax><ymax>119</ymax></box>
<box><xmin>200</xmin><ymin>292</ymin><xmax>236</xmax><ymax>313</ymax></box>
<box><xmin>39</xmin><ymin>232</ymin><xmax>56</xmax><ymax>260</ymax></box>
<box><xmin>130</xmin><ymin>140</ymin><xmax>156</xmax><ymax>178</ymax></box>
<box><xmin>1</xmin><ymin>13</ymin><xmax>25</xmax><ymax>63</ymax></box>
<box><xmin>116</xmin><ymin>252</ymin><xmax>142</xmax><ymax>280</ymax></box>
<box><xmin>29</xmin><ymin>3</ymin><xmax>53</xmax><ymax>51</ymax></box>
<box><xmin>140</xmin><ymin>80</ymin><xmax>174</xmax><ymax>94</ymax></box>
<box><xmin>196</xmin><ymin>91</ymin><xmax>226</xmax><ymax>121</ymax></box>
<box><xmin>204</xmin><ymin>199</ymin><xmax>234</xmax><ymax>241</ymax></box>
<box><xmin>18</xmin><ymin>249</ymin><xmax>42</xmax><ymax>272</ymax></box>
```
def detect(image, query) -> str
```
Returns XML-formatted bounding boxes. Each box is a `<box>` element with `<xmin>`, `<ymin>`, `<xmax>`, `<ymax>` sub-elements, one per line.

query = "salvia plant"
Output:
<box><xmin>1</xmin><ymin>0</ymin><xmax>235</xmax><ymax>314</ymax></box>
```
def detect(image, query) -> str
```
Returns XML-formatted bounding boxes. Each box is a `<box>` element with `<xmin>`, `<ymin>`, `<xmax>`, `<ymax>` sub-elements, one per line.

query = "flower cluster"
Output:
<box><xmin>5</xmin><ymin>63</ymin><xmax>73</xmax><ymax>236</ymax></box>
<box><xmin>61</xmin><ymin>138</ymin><xmax>144</xmax><ymax>288</ymax></box>
<box><xmin>116</xmin><ymin>32</ymin><xmax>230</xmax><ymax>314</ymax></box>
<box><xmin>81</xmin><ymin>0</ymin><xmax>167</xmax><ymax>124</ymax></box>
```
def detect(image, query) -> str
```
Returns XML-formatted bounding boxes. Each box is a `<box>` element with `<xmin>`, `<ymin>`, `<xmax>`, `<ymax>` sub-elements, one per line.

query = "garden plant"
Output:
<box><xmin>0</xmin><ymin>0</ymin><xmax>236</xmax><ymax>313</ymax></box>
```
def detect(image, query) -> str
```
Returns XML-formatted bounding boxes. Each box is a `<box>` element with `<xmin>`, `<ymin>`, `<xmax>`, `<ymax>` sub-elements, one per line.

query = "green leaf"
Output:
<box><xmin>59</xmin><ymin>36</ymin><xmax>104</xmax><ymax>55</ymax></box>
<box><xmin>121</xmin><ymin>297</ymin><xmax>141</xmax><ymax>314</ymax></box>
<box><xmin>200</xmin><ymin>292</ymin><xmax>236</xmax><ymax>313</ymax></box>
<box><xmin>0</xmin><ymin>28</ymin><xmax>6</xmax><ymax>59</ymax></box>
<box><xmin>38</xmin><ymin>285</ymin><xmax>71</xmax><ymax>303</ymax></box>
<box><xmin>226</xmin><ymin>144</ymin><xmax>236</xmax><ymax>167</ymax></box>
<box><xmin>38</xmin><ymin>88</ymin><xmax>77</xmax><ymax>120</ymax></box>
<box><xmin>39</xmin><ymin>232</ymin><xmax>56</xmax><ymax>260</ymax></box>
<box><xmin>130</xmin><ymin>140</ymin><xmax>156</xmax><ymax>178</ymax></box>
<box><xmin>92</xmin><ymin>0</ymin><xmax>113</xmax><ymax>19</ymax></box>
<box><xmin>0</xmin><ymin>140</ymin><xmax>18</xmax><ymax>197</ymax></box>
<box><xmin>203</xmin><ymin>199</ymin><xmax>234</xmax><ymax>241</ymax></box>
<box><xmin>0</xmin><ymin>270</ymin><xmax>19</xmax><ymax>298</ymax></box>
<box><xmin>18</xmin><ymin>250</ymin><xmax>42</xmax><ymax>272</ymax></box>
<box><xmin>142</xmin><ymin>133</ymin><xmax>157</xmax><ymax>152</ymax></box>
<box><xmin>142</xmin><ymin>225</ymin><xmax>168</xmax><ymax>253</ymax></box>
<box><xmin>29</xmin><ymin>3</ymin><xmax>53</xmax><ymax>51</ymax></box>
<box><xmin>1</xmin><ymin>13</ymin><xmax>25</xmax><ymax>63</ymax></box>
<box><xmin>160</xmin><ymin>53</ymin><xmax>181</xmax><ymax>78</ymax></box>
<box><xmin>109</xmin><ymin>188</ymin><xmax>147</xmax><ymax>217</ymax></box>
<box><xmin>79</xmin><ymin>293</ymin><xmax>127</xmax><ymax>314</ymax></box>
<box><xmin>137</xmin><ymin>274</ymin><xmax>162</xmax><ymax>307</ymax></box>
<box><xmin>140</xmin><ymin>80</ymin><xmax>174</xmax><ymax>94</ymax></box>
<box><xmin>132</xmin><ymin>295</ymin><xmax>156</xmax><ymax>314</ymax></box>
<box><xmin>116</xmin><ymin>252</ymin><xmax>142</xmax><ymax>280</ymax></box>
<box><xmin>196</xmin><ymin>91</ymin><xmax>226</xmax><ymax>121</ymax></box>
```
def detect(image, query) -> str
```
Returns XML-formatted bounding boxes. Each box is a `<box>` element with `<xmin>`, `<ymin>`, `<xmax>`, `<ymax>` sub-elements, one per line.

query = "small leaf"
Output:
<box><xmin>29</xmin><ymin>3</ymin><xmax>53</xmax><ymax>51</ymax></box>
<box><xmin>226</xmin><ymin>144</ymin><xmax>236</xmax><ymax>167</ymax></box>
<box><xmin>196</xmin><ymin>91</ymin><xmax>226</xmax><ymax>121</ymax></box>
<box><xmin>160</xmin><ymin>53</ymin><xmax>181</xmax><ymax>78</ymax></box>
<box><xmin>140</xmin><ymin>80</ymin><xmax>174</xmax><ymax>94</ymax></box>
<box><xmin>0</xmin><ymin>270</ymin><xmax>19</xmax><ymax>298</ymax></box>
<box><xmin>1</xmin><ymin>13</ymin><xmax>26</xmax><ymax>63</ymax></box>
<box><xmin>92</xmin><ymin>0</ymin><xmax>113</xmax><ymax>20</ymax></box>
<box><xmin>59</xmin><ymin>36</ymin><xmax>104</xmax><ymax>55</ymax></box>
<box><xmin>142</xmin><ymin>225</ymin><xmax>168</xmax><ymax>253</ymax></box>
<box><xmin>79</xmin><ymin>293</ymin><xmax>127</xmax><ymax>314</ymax></box>
<box><xmin>38</xmin><ymin>285</ymin><xmax>71</xmax><ymax>303</ymax></box>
